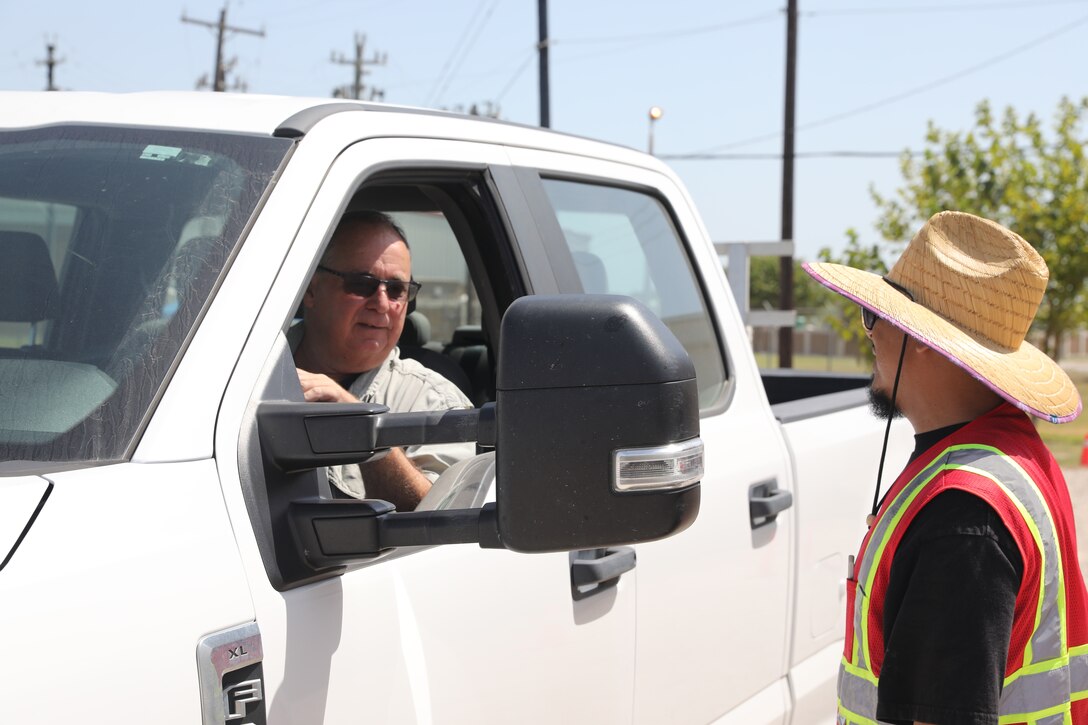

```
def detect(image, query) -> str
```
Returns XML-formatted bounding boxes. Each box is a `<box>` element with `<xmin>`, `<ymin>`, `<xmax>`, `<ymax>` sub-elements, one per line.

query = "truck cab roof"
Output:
<box><xmin>0</xmin><ymin>91</ymin><xmax>659</xmax><ymax>170</ymax></box>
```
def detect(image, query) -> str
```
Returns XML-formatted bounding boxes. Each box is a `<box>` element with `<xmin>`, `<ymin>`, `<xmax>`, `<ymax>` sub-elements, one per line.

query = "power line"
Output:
<box><xmin>425</xmin><ymin>0</ymin><xmax>488</xmax><ymax>106</ymax></box>
<box><xmin>805</xmin><ymin>0</ymin><xmax>1088</xmax><ymax>16</ymax></box>
<box><xmin>690</xmin><ymin>10</ymin><xmax>1088</xmax><ymax>155</ymax></box>
<box><xmin>436</xmin><ymin>1</ymin><xmax>498</xmax><ymax>107</ymax></box>
<box><xmin>797</xmin><ymin>12</ymin><xmax>1088</xmax><ymax>134</ymax></box>
<box><xmin>663</xmin><ymin>144</ymin><xmax>1075</xmax><ymax>161</ymax></box>
<box><xmin>494</xmin><ymin>48</ymin><xmax>536</xmax><ymax>102</ymax></box>
<box><xmin>423</xmin><ymin>10</ymin><xmax>780</xmax><ymax>105</ymax></box>
<box><xmin>558</xmin><ymin>11</ymin><xmax>780</xmax><ymax>45</ymax></box>
<box><xmin>662</xmin><ymin>150</ymin><xmax>918</xmax><ymax>160</ymax></box>
<box><xmin>378</xmin><ymin>44</ymin><xmax>533</xmax><ymax>94</ymax></box>
<box><xmin>411</xmin><ymin>9</ymin><xmax>778</xmax><ymax>101</ymax></box>
<box><xmin>425</xmin><ymin>0</ymin><xmax>497</xmax><ymax>108</ymax></box>
<box><xmin>268</xmin><ymin>0</ymin><xmax>1082</xmax><ymax>99</ymax></box>
<box><xmin>490</xmin><ymin>11</ymin><xmax>781</xmax><ymax>71</ymax></box>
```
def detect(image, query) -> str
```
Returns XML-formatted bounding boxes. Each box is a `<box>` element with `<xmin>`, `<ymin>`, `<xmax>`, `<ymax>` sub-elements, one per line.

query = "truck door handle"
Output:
<box><xmin>569</xmin><ymin>547</ymin><xmax>636</xmax><ymax>600</ymax></box>
<box><xmin>749</xmin><ymin>481</ymin><xmax>793</xmax><ymax>529</ymax></box>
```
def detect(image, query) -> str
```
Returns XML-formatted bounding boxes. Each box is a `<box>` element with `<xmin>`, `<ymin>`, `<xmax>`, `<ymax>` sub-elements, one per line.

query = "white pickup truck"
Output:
<box><xmin>0</xmin><ymin>93</ymin><xmax>911</xmax><ymax>725</ymax></box>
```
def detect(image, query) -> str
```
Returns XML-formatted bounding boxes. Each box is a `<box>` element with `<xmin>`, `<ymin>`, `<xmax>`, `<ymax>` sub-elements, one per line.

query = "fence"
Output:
<box><xmin>750</xmin><ymin>325</ymin><xmax>863</xmax><ymax>364</ymax></box>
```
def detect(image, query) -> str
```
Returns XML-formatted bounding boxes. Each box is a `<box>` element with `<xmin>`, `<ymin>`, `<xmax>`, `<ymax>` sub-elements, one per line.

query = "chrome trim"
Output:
<box><xmin>197</xmin><ymin>621</ymin><xmax>264</xmax><ymax>724</ymax></box>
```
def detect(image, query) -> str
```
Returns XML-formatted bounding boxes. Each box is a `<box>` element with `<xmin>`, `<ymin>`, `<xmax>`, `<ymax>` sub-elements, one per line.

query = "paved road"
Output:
<box><xmin>1065</xmin><ymin>467</ymin><xmax>1088</xmax><ymax>575</ymax></box>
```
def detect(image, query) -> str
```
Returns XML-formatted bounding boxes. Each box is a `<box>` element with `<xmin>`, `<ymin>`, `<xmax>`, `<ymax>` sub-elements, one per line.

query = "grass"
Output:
<box><xmin>1039</xmin><ymin>365</ymin><xmax>1088</xmax><ymax>468</ymax></box>
<box><xmin>757</xmin><ymin>352</ymin><xmax>1088</xmax><ymax>468</ymax></box>
<box><xmin>754</xmin><ymin>352</ymin><xmax>871</xmax><ymax>374</ymax></box>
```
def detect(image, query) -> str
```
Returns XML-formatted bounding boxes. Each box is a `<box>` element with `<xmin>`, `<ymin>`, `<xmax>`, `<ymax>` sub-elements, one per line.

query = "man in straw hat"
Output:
<box><xmin>804</xmin><ymin>211</ymin><xmax>1088</xmax><ymax>724</ymax></box>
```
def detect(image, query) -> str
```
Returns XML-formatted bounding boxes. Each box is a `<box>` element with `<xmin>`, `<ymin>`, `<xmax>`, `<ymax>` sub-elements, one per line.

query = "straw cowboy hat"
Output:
<box><xmin>803</xmin><ymin>210</ymin><xmax>1081</xmax><ymax>424</ymax></box>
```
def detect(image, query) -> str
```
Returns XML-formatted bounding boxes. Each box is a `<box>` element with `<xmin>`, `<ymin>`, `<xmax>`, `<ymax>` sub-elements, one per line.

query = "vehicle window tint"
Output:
<box><xmin>541</xmin><ymin>178</ymin><xmax>727</xmax><ymax>407</ymax></box>
<box><xmin>0</xmin><ymin>198</ymin><xmax>77</xmax><ymax>350</ymax></box>
<box><xmin>0</xmin><ymin>126</ymin><xmax>291</xmax><ymax>468</ymax></box>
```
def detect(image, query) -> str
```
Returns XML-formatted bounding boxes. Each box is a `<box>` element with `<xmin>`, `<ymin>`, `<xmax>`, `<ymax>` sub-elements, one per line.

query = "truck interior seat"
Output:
<box><xmin>397</xmin><ymin>310</ymin><xmax>475</xmax><ymax>403</ymax></box>
<box><xmin>107</xmin><ymin>234</ymin><xmax>226</xmax><ymax>380</ymax></box>
<box><xmin>0</xmin><ymin>231</ymin><xmax>58</xmax><ymax>354</ymax></box>
<box><xmin>443</xmin><ymin>325</ymin><xmax>493</xmax><ymax>406</ymax></box>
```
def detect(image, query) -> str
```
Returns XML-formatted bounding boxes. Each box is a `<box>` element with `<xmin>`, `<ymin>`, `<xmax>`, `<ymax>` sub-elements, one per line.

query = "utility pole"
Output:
<box><xmin>37</xmin><ymin>42</ymin><xmax>64</xmax><ymax>91</ymax></box>
<box><xmin>331</xmin><ymin>33</ymin><xmax>386</xmax><ymax>100</ymax></box>
<box><xmin>182</xmin><ymin>6</ymin><xmax>264</xmax><ymax>92</ymax></box>
<box><xmin>468</xmin><ymin>101</ymin><xmax>501</xmax><ymax>118</ymax></box>
<box><xmin>439</xmin><ymin>101</ymin><xmax>501</xmax><ymax>118</ymax></box>
<box><xmin>778</xmin><ymin>0</ymin><xmax>799</xmax><ymax>368</ymax></box>
<box><xmin>537</xmin><ymin>0</ymin><xmax>550</xmax><ymax>128</ymax></box>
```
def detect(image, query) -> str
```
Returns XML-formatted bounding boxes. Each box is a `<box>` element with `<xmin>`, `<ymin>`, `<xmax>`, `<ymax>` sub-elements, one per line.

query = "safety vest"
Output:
<box><xmin>837</xmin><ymin>405</ymin><xmax>1088</xmax><ymax>725</ymax></box>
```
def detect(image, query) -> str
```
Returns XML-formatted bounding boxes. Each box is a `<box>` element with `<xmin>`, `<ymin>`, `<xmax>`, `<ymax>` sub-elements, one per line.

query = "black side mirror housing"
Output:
<box><xmin>494</xmin><ymin>294</ymin><xmax>701</xmax><ymax>552</ymax></box>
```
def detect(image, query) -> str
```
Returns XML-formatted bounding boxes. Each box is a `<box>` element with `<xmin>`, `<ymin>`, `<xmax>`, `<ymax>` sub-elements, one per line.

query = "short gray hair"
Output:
<box><xmin>333</xmin><ymin>210</ymin><xmax>409</xmax><ymax>250</ymax></box>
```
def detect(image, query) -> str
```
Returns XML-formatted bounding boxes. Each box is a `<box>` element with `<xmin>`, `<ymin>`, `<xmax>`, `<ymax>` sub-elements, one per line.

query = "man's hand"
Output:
<box><xmin>296</xmin><ymin>366</ymin><xmax>432</xmax><ymax>510</ymax></box>
<box><xmin>296</xmin><ymin>368</ymin><xmax>358</xmax><ymax>403</ymax></box>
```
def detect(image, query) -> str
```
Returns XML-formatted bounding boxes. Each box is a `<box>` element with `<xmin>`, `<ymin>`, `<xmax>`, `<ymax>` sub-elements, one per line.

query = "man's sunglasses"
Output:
<box><xmin>861</xmin><ymin>277</ymin><xmax>914</xmax><ymax>332</ymax></box>
<box><xmin>317</xmin><ymin>265</ymin><xmax>422</xmax><ymax>302</ymax></box>
<box><xmin>861</xmin><ymin>307</ymin><xmax>879</xmax><ymax>332</ymax></box>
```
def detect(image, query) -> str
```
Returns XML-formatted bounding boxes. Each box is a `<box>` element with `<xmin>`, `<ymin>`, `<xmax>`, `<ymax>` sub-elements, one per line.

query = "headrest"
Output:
<box><xmin>0</xmin><ymin>231</ymin><xmax>59</xmax><ymax>322</ymax></box>
<box><xmin>450</xmin><ymin>325</ymin><xmax>486</xmax><ymax>347</ymax></box>
<box><xmin>399</xmin><ymin>310</ymin><xmax>431</xmax><ymax>348</ymax></box>
<box><xmin>572</xmin><ymin>250</ymin><xmax>609</xmax><ymax>293</ymax></box>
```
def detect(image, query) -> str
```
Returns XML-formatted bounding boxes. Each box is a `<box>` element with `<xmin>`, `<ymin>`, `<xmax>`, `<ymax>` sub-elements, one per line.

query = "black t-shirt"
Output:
<box><xmin>875</xmin><ymin>428</ymin><xmax>1025</xmax><ymax>725</ymax></box>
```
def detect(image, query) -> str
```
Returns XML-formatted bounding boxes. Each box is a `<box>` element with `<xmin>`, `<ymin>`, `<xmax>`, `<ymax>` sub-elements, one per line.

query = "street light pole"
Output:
<box><xmin>648</xmin><ymin>106</ymin><xmax>663</xmax><ymax>155</ymax></box>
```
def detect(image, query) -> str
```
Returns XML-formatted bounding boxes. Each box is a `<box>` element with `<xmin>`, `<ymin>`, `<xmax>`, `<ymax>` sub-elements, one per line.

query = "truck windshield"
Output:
<box><xmin>0</xmin><ymin>125</ymin><xmax>292</xmax><ymax>470</ymax></box>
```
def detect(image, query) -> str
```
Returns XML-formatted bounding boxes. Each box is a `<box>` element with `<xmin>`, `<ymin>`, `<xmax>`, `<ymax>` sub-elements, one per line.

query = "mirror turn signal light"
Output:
<box><xmin>613</xmin><ymin>438</ymin><xmax>704</xmax><ymax>493</ymax></box>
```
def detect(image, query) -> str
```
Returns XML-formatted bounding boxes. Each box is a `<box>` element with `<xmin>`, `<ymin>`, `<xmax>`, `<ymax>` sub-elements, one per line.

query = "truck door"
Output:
<box><xmin>214</xmin><ymin>138</ymin><xmax>639</xmax><ymax>723</ymax></box>
<box><xmin>505</xmin><ymin>149</ymin><xmax>794</xmax><ymax>725</ymax></box>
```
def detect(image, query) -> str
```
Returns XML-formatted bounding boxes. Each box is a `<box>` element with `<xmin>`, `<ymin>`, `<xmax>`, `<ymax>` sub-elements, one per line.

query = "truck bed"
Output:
<box><xmin>762</xmin><ymin>369</ymin><xmax>871</xmax><ymax>423</ymax></box>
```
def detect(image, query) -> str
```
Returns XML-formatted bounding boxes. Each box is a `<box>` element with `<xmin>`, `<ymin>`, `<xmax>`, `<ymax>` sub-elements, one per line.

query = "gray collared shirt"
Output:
<box><xmin>289</xmin><ymin>323</ymin><xmax>474</xmax><ymax>499</ymax></box>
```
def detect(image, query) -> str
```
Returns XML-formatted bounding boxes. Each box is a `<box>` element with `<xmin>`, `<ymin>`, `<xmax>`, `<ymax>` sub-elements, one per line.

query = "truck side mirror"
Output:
<box><xmin>494</xmin><ymin>294</ymin><xmax>701</xmax><ymax>552</ymax></box>
<box><xmin>254</xmin><ymin>295</ymin><xmax>702</xmax><ymax>587</ymax></box>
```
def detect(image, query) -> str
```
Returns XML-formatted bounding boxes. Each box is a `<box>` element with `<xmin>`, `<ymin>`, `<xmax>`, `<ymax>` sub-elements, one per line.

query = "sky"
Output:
<box><xmin>2</xmin><ymin>0</ymin><xmax>1086</xmax><ymax>261</ymax></box>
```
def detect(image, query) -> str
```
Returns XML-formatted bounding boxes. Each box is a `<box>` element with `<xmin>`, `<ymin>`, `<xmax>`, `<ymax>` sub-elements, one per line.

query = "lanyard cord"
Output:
<box><xmin>871</xmin><ymin>333</ymin><xmax>909</xmax><ymax>519</ymax></box>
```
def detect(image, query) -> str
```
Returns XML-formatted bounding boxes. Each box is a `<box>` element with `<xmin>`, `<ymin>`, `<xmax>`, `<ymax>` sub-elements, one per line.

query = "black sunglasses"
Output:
<box><xmin>317</xmin><ymin>265</ymin><xmax>421</xmax><ymax>302</ymax></box>
<box><xmin>861</xmin><ymin>277</ymin><xmax>914</xmax><ymax>332</ymax></box>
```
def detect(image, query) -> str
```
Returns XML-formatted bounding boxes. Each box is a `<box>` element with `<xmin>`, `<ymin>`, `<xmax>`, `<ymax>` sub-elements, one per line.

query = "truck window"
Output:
<box><xmin>540</xmin><ymin>178</ymin><xmax>727</xmax><ymax>408</ymax></box>
<box><xmin>327</xmin><ymin>179</ymin><xmax>519</xmax><ymax>409</ymax></box>
<box><xmin>387</xmin><ymin>210</ymin><xmax>483</xmax><ymax>345</ymax></box>
<box><xmin>0</xmin><ymin>126</ymin><xmax>291</xmax><ymax>469</ymax></box>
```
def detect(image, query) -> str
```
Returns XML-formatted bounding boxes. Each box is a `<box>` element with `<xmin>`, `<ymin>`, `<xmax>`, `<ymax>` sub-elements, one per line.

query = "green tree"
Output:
<box><xmin>749</xmin><ymin>256</ymin><xmax>826</xmax><ymax>314</ymax></box>
<box><xmin>816</xmin><ymin>228</ymin><xmax>889</xmax><ymax>362</ymax></box>
<box><xmin>871</xmin><ymin>97</ymin><xmax>1088</xmax><ymax>359</ymax></box>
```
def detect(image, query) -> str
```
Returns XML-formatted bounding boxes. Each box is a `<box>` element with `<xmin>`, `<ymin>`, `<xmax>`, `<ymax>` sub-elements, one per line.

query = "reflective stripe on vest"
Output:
<box><xmin>837</xmin><ymin>444</ymin><xmax>1083</xmax><ymax>723</ymax></box>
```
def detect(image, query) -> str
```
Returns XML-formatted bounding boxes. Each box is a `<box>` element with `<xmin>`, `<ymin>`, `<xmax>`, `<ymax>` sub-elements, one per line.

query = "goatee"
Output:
<box><xmin>868</xmin><ymin>381</ymin><xmax>902</xmax><ymax>421</ymax></box>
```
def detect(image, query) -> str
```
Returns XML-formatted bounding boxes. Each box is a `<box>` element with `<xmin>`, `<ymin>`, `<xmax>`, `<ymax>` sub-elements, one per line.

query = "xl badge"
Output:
<box><xmin>197</xmin><ymin>622</ymin><xmax>267</xmax><ymax>724</ymax></box>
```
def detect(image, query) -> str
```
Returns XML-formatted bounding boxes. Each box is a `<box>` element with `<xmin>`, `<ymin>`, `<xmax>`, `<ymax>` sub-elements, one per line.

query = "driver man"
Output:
<box><xmin>291</xmin><ymin>210</ymin><xmax>473</xmax><ymax>510</ymax></box>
